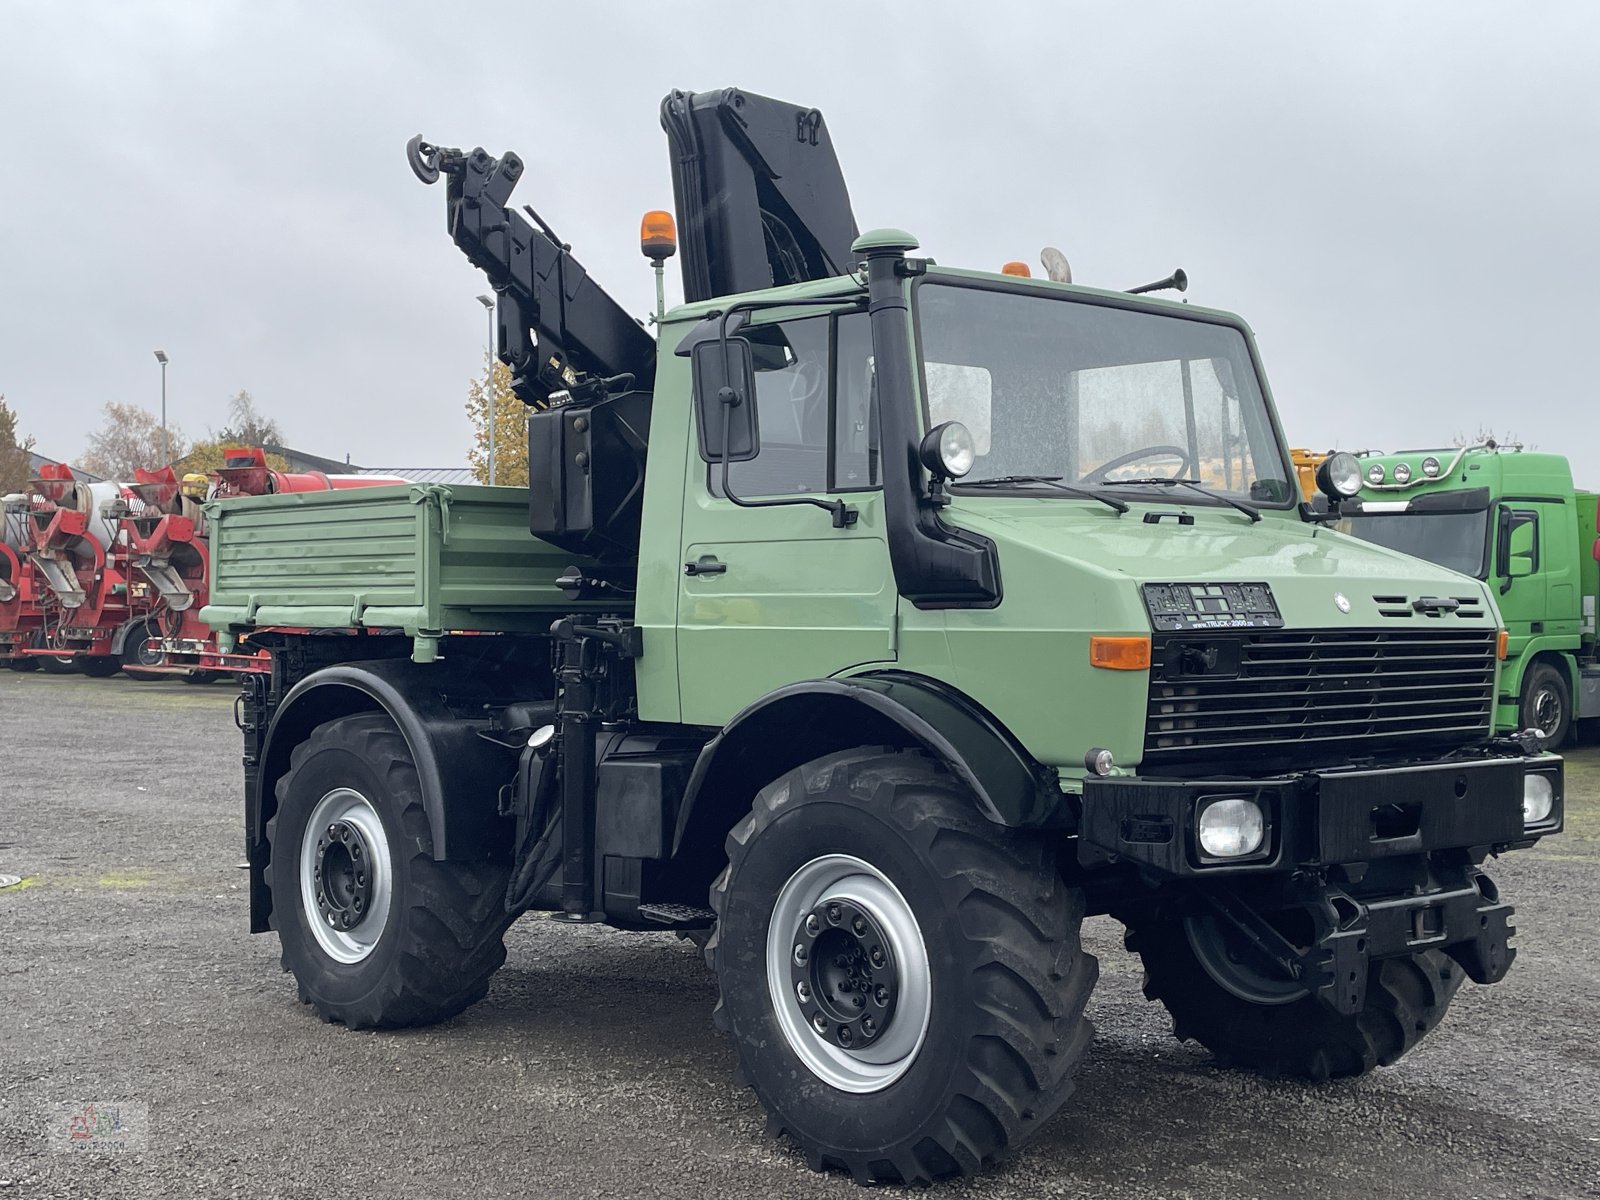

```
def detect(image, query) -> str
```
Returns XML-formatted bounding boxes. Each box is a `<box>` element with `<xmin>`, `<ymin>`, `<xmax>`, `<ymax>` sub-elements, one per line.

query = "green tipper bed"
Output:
<box><xmin>200</xmin><ymin>484</ymin><xmax>603</xmax><ymax>661</ymax></box>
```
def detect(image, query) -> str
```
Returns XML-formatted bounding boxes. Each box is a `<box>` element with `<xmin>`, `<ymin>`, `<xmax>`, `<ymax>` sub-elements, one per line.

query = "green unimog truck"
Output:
<box><xmin>203</xmin><ymin>89</ymin><xmax>1563</xmax><ymax>1185</ymax></box>
<box><xmin>1335</xmin><ymin>443</ymin><xmax>1599</xmax><ymax>747</ymax></box>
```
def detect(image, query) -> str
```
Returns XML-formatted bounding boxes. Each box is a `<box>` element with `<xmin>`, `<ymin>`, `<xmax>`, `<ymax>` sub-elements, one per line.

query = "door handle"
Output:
<box><xmin>684</xmin><ymin>556</ymin><xmax>727</xmax><ymax>577</ymax></box>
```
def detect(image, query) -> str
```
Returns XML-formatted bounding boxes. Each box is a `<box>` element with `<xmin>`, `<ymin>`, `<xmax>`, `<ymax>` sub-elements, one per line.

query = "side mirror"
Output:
<box><xmin>691</xmin><ymin>338</ymin><xmax>760</xmax><ymax>464</ymax></box>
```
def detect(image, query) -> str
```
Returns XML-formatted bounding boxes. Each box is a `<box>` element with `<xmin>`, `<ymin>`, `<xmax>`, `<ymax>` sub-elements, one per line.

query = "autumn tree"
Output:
<box><xmin>0</xmin><ymin>396</ymin><xmax>37</xmax><ymax>494</ymax></box>
<box><xmin>80</xmin><ymin>402</ymin><xmax>186</xmax><ymax>479</ymax></box>
<box><xmin>466</xmin><ymin>356</ymin><xmax>527</xmax><ymax>486</ymax></box>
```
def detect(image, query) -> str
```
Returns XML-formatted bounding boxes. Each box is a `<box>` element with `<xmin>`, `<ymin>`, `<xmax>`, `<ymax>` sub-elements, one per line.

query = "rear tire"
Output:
<box><xmin>1125</xmin><ymin>914</ymin><xmax>1463</xmax><ymax>1081</ymax></box>
<box><xmin>708</xmin><ymin>748</ymin><xmax>1097</xmax><ymax>1185</ymax></box>
<box><xmin>120</xmin><ymin>618</ymin><xmax>168</xmax><ymax>681</ymax></box>
<box><xmin>77</xmin><ymin>656</ymin><xmax>121</xmax><ymax>679</ymax></box>
<box><xmin>267</xmin><ymin>713</ymin><xmax>512</xmax><ymax>1029</ymax></box>
<box><xmin>6</xmin><ymin>651</ymin><xmax>39</xmax><ymax>673</ymax></box>
<box><xmin>182</xmin><ymin>670</ymin><xmax>222</xmax><ymax>685</ymax></box>
<box><xmin>1518</xmin><ymin>660</ymin><xmax>1571</xmax><ymax>749</ymax></box>
<box><xmin>31</xmin><ymin>629</ymin><xmax>76</xmax><ymax>675</ymax></box>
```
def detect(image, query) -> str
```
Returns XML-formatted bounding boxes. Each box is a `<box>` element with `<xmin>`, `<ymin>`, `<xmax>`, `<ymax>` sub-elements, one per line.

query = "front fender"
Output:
<box><xmin>672</xmin><ymin>671</ymin><xmax>1066</xmax><ymax>865</ymax></box>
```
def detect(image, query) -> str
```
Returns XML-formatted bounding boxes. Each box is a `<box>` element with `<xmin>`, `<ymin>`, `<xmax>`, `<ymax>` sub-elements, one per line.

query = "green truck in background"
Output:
<box><xmin>202</xmin><ymin>90</ymin><xmax>1563</xmax><ymax>1185</ymax></box>
<box><xmin>1337</xmin><ymin>443</ymin><xmax>1599</xmax><ymax>746</ymax></box>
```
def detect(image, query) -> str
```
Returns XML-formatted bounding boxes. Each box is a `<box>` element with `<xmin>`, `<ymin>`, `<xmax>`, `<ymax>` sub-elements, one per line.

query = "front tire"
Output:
<box><xmin>1519</xmin><ymin>660</ymin><xmax>1571</xmax><ymax>748</ymax></box>
<box><xmin>1125</xmin><ymin>913</ymin><xmax>1463</xmax><ymax>1081</ymax></box>
<box><xmin>267</xmin><ymin>713</ymin><xmax>512</xmax><ymax>1029</ymax></box>
<box><xmin>708</xmin><ymin>748</ymin><xmax>1097</xmax><ymax>1185</ymax></box>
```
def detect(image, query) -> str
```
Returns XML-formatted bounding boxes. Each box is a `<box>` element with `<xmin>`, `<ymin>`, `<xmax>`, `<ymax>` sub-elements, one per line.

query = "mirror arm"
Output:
<box><xmin>715</xmin><ymin>389</ymin><xmax>856</xmax><ymax>528</ymax></box>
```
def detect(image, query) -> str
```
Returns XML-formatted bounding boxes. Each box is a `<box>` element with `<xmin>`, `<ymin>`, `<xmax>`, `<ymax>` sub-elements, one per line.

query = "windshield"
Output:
<box><xmin>914</xmin><ymin>282</ymin><xmax>1293</xmax><ymax>504</ymax></box>
<box><xmin>1338</xmin><ymin>510</ymin><xmax>1490</xmax><ymax>578</ymax></box>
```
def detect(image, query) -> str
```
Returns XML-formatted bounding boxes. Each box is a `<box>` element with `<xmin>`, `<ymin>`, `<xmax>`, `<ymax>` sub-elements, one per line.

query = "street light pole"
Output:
<box><xmin>153</xmin><ymin>350</ymin><xmax>169</xmax><ymax>465</ymax></box>
<box><xmin>476</xmin><ymin>294</ymin><xmax>496</xmax><ymax>485</ymax></box>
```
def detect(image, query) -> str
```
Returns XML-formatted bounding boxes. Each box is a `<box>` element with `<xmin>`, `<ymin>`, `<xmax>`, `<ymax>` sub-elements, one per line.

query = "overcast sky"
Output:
<box><xmin>3</xmin><ymin>2</ymin><xmax>1597</xmax><ymax>484</ymax></box>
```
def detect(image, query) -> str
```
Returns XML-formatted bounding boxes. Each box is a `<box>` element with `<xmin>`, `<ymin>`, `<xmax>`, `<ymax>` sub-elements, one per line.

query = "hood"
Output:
<box><xmin>946</xmin><ymin>498</ymin><xmax>1499</xmax><ymax>630</ymax></box>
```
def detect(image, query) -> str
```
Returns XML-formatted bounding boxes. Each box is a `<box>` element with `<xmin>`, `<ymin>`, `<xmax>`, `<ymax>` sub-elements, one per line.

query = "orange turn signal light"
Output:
<box><xmin>1497</xmin><ymin>630</ymin><xmax>1509</xmax><ymax>660</ymax></box>
<box><xmin>1090</xmin><ymin>635</ymin><xmax>1152</xmax><ymax>671</ymax></box>
<box><xmin>641</xmin><ymin>210</ymin><xmax>677</xmax><ymax>260</ymax></box>
<box><xmin>1001</xmin><ymin>261</ymin><xmax>1031</xmax><ymax>278</ymax></box>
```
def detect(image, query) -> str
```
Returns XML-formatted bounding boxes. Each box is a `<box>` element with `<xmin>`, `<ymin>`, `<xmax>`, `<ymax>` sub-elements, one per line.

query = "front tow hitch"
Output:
<box><xmin>1198</xmin><ymin>869</ymin><xmax>1516</xmax><ymax>1016</ymax></box>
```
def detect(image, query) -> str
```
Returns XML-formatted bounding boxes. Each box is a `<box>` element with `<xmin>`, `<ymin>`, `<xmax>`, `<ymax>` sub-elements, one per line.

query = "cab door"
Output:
<box><xmin>675</xmin><ymin>310</ymin><xmax>895</xmax><ymax>727</ymax></box>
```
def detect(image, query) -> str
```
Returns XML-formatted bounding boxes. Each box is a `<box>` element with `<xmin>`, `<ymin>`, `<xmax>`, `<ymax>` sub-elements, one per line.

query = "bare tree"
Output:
<box><xmin>1452</xmin><ymin>424</ymin><xmax>1535</xmax><ymax>451</ymax></box>
<box><xmin>213</xmin><ymin>389</ymin><xmax>285</xmax><ymax>448</ymax></box>
<box><xmin>0</xmin><ymin>396</ymin><xmax>36</xmax><ymax>493</ymax></box>
<box><xmin>80</xmin><ymin>402</ymin><xmax>187</xmax><ymax>478</ymax></box>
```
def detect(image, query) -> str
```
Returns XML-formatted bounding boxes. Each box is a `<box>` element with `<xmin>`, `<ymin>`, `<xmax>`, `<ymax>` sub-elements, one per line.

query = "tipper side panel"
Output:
<box><xmin>201</xmin><ymin>484</ymin><xmax>608</xmax><ymax>639</ymax></box>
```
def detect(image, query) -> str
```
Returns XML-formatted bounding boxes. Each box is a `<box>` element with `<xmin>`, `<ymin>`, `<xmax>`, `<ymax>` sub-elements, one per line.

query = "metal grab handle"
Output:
<box><xmin>683</xmin><ymin>557</ymin><xmax>727</xmax><ymax>577</ymax></box>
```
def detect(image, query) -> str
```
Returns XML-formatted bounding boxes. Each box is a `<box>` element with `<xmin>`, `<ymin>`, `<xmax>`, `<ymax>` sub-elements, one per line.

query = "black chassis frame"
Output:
<box><xmin>1078</xmin><ymin>749</ymin><xmax>1564</xmax><ymax>1014</ymax></box>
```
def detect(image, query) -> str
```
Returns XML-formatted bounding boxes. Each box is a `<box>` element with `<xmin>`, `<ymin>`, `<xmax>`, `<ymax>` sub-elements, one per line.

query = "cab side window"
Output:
<box><xmin>711</xmin><ymin>311</ymin><xmax>877</xmax><ymax>498</ymax></box>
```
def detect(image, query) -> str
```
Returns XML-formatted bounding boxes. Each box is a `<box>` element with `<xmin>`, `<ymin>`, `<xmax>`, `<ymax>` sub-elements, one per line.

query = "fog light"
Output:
<box><xmin>1421</xmin><ymin>455</ymin><xmax>1441</xmax><ymax>478</ymax></box>
<box><xmin>1392</xmin><ymin>462</ymin><xmax>1412</xmax><ymax>484</ymax></box>
<box><xmin>1197</xmin><ymin>797</ymin><xmax>1266</xmax><ymax>858</ymax></box>
<box><xmin>1085</xmin><ymin>747</ymin><xmax>1115</xmax><ymax>776</ymax></box>
<box><xmin>1366</xmin><ymin>463</ymin><xmax>1385</xmax><ymax>484</ymax></box>
<box><xmin>1523</xmin><ymin>774</ymin><xmax>1554</xmax><ymax>825</ymax></box>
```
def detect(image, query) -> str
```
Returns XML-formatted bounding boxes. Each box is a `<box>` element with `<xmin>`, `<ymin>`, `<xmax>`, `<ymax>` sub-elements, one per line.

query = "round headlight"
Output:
<box><xmin>1197</xmin><ymin>797</ymin><xmax>1266</xmax><ymax>858</ymax></box>
<box><xmin>1366</xmin><ymin>463</ymin><xmax>1385</xmax><ymax>485</ymax></box>
<box><xmin>919</xmin><ymin>421</ymin><xmax>975</xmax><ymax>479</ymax></box>
<box><xmin>1421</xmin><ymin>456</ymin><xmax>1441</xmax><ymax>478</ymax></box>
<box><xmin>1315</xmin><ymin>451</ymin><xmax>1362</xmax><ymax>500</ymax></box>
<box><xmin>1523</xmin><ymin>774</ymin><xmax>1554</xmax><ymax>825</ymax></box>
<box><xmin>1392</xmin><ymin>462</ymin><xmax>1412</xmax><ymax>484</ymax></box>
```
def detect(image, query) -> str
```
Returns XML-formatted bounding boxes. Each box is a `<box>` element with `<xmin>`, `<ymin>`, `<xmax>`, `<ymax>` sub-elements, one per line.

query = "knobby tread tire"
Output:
<box><xmin>707</xmin><ymin>748</ymin><xmax>1097</xmax><ymax>1185</ymax></box>
<box><xmin>1125</xmin><ymin>917</ymin><xmax>1464</xmax><ymax>1081</ymax></box>
<box><xmin>266</xmin><ymin>713</ymin><xmax>512</xmax><ymax>1030</ymax></box>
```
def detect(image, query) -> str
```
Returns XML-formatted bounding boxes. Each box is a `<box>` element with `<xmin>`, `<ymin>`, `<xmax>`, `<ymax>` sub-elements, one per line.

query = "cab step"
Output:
<box><xmin>638</xmin><ymin>902</ymin><xmax>716</xmax><ymax>929</ymax></box>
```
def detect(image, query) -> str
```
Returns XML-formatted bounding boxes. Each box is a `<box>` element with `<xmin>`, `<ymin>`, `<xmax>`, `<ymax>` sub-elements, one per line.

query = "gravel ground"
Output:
<box><xmin>1</xmin><ymin>671</ymin><xmax>1597</xmax><ymax>1199</ymax></box>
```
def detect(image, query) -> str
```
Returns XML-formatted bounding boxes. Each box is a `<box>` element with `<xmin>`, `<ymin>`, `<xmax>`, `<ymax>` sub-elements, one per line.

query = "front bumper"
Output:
<box><xmin>1079</xmin><ymin>752</ymin><xmax>1564</xmax><ymax>878</ymax></box>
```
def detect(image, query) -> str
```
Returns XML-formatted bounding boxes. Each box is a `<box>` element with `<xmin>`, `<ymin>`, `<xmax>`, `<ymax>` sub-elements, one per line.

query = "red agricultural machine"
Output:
<box><xmin>5</xmin><ymin>452</ymin><xmax>409</xmax><ymax>682</ymax></box>
<box><xmin>212</xmin><ymin>446</ymin><xmax>407</xmax><ymax>497</ymax></box>
<box><xmin>16</xmin><ymin>464</ymin><xmax>150</xmax><ymax>676</ymax></box>
<box><xmin>114</xmin><ymin>466</ymin><xmax>270</xmax><ymax>681</ymax></box>
<box><xmin>1</xmin><ymin>491</ymin><xmax>46</xmax><ymax>671</ymax></box>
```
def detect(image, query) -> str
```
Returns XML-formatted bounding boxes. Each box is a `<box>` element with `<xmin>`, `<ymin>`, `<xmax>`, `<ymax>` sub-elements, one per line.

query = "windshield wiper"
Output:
<box><xmin>957</xmin><ymin>476</ymin><xmax>1128</xmax><ymax>514</ymax></box>
<box><xmin>1100</xmin><ymin>477</ymin><xmax>1261</xmax><ymax>523</ymax></box>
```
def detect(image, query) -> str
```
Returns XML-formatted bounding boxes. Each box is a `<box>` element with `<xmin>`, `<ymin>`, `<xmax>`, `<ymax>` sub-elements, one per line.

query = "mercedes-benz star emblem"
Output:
<box><xmin>1334</xmin><ymin>592</ymin><xmax>1351</xmax><ymax>613</ymax></box>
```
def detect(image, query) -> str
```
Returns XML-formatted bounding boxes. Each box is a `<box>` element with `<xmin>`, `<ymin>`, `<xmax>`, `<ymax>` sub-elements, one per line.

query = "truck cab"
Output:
<box><xmin>1336</xmin><ymin>444</ymin><xmax>1600</xmax><ymax>744</ymax></box>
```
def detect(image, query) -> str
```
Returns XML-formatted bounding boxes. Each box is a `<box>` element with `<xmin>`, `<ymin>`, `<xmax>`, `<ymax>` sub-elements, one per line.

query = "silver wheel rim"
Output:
<box><xmin>766</xmin><ymin>854</ymin><xmax>931</xmax><ymax>1093</ymax></box>
<box><xmin>1185</xmin><ymin>914</ymin><xmax>1308</xmax><ymax>1006</ymax></box>
<box><xmin>1529</xmin><ymin>685</ymin><xmax>1562</xmax><ymax>739</ymax></box>
<box><xmin>300</xmin><ymin>787</ymin><xmax>393</xmax><ymax>964</ymax></box>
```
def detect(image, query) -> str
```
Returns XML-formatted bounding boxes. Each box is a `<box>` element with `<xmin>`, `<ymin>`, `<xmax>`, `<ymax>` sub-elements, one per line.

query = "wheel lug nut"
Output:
<box><xmin>796</xmin><ymin>981</ymin><xmax>811</xmax><ymax>1002</ymax></box>
<box><xmin>812</xmin><ymin>1013</ymin><xmax>828</xmax><ymax>1033</ymax></box>
<box><xmin>874</xmin><ymin>985</ymin><xmax>890</xmax><ymax>1006</ymax></box>
<box><xmin>870</xmin><ymin>948</ymin><xmax>885</xmax><ymax>968</ymax></box>
<box><xmin>825</xmin><ymin>903</ymin><xmax>841</xmax><ymax>925</ymax></box>
<box><xmin>862</xmin><ymin>1016</ymin><xmax>876</xmax><ymax>1036</ymax></box>
<box><xmin>804</xmin><ymin>914</ymin><xmax>820</xmax><ymax>935</ymax></box>
<box><xmin>838</xmin><ymin>1026</ymin><xmax>853</xmax><ymax>1047</ymax></box>
<box><xmin>852</xmin><ymin>916</ymin><xmax>867</xmax><ymax>935</ymax></box>
<box><xmin>852</xmin><ymin>994</ymin><xmax>864</xmax><ymax>1009</ymax></box>
<box><xmin>793</xmin><ymin>944</ymin><xmax>808</xmax><ymax>965</ymax></box>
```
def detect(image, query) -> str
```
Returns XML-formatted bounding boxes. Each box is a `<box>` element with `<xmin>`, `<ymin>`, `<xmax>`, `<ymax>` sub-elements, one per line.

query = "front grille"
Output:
<box><xmin>1145</xmin><ymin>628</ymin><xmax>1496</xmax><ymax>766</ymax></box>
